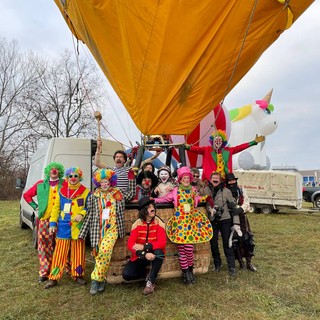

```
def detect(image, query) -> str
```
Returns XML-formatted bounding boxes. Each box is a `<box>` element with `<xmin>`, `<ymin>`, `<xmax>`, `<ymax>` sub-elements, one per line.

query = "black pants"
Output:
<box><xmin>122</xmin><ymin>249</ymin><xmax>164</xmax><ymax>283</ymax></box>
<box><xmin>210</xmin><ymin>220</ymin><xmax>235</xmax><ymax>269</ymax></box>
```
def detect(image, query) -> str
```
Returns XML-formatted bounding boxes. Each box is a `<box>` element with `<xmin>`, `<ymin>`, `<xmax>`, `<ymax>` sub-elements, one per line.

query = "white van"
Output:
<box><xmin>18</xmin><ymin>137</ymin><xmax>123</xmax><ymax>246</ymax></box>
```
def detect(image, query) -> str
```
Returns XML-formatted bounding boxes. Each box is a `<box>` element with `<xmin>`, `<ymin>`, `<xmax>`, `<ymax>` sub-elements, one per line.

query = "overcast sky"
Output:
<box><xmin>1</xmin><ymin>1</ymin><xmax>319</xmax><ymax>170</ymax></box>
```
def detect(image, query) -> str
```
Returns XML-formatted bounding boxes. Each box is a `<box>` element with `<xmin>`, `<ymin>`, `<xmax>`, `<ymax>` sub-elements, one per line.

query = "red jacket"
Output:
<box><xmin>190</xmin><ymin>141</ymin><xmax>256</xmax><ymax>182</ymax></box>
<box><xmin>127</xmin><ymin>216</ymin><xmax>166</xmax><ymax>261</ymax></box>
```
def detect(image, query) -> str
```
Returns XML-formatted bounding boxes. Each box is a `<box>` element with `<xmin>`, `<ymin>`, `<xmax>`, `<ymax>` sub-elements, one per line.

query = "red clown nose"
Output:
<box><xmin>144</xmin><ymin>180</ymin><xmax>150</xmax><ymax>186</ymax></box>
<box><xmin>51</xmin><ymin>169</ymin><xmax>58</xmax><ymax>174</ymax></box>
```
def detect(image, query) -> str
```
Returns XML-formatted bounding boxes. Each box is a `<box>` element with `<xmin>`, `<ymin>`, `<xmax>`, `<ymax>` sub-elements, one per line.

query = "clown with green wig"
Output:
<box><xmin>79</xmin><ymin>168</ymin><xmax>136</xmax><ymax>295</ymax></box>
<box><xmin>23</xmin><ymin>162</ymin><xmax>65</xmax><ymax>283</ymax></box>
<box><xmin>45</xmin><ymin>166</ymin><xmax>91</xmax><ymax>289</ymax></box>
<box><xmin>186</xmin><ymin>130</ymin><xmax>264</xmax><ymax>181</ymax></box>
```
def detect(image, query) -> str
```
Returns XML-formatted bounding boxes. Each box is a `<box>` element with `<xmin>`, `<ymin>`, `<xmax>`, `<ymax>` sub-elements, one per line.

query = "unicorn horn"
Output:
<box><xmin>262</xmin><ymin>89</ymin><xmax>273</xmax><ymax>103</ymax></box>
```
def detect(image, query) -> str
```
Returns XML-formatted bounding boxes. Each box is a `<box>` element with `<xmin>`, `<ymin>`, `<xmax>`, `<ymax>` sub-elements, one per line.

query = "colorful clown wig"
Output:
<box><xmin>64</xmin><ymin>167</ymin><xmax>84</xmax><ymax>181</ymax></box>
<box><xmin>92</xmin><ymin>169</ymin><xmax>117</xmax><ymax>188</ymax></box>
<box><xmin>44</xmin><ymin>162</ymin><xmax>65</xmax><ymax>180</ymax></box>
<box><xmin>209</xmin><ymin>129</ymin><xmax>228</xmax><ymax>148</ymax></box>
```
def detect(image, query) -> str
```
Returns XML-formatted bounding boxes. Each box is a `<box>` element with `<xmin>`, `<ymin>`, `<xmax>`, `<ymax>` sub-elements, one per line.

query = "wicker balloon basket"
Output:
<box><xmin>106</xmin><ymin>206</ymin><xmax>211</xmax><ymax>284</ymax></box>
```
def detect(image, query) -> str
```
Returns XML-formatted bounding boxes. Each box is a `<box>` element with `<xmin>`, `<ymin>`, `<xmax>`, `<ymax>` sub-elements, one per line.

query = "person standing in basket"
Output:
<box><xmin>225</xmin><ymin>173</ymin><xmax>256</xmax><ymax>272</ymax></box>
<box><xmin>45</xmin><ymin>167</ymin><xmax>91</xmax><ymax>289</ymax></box>
<box><xmin>79</xmin><ymin>168</ymin><xmax>136</xmax><ymax>295</ymax></box>
<box><xmin>155</xmin><ymin>166</ymin><xmax>213</xmax><ymax>285</ymax></box>
<box><xmin>123</xmin><ymin>196</ymin><xmax>166</xmax><ymax>295</ymax></box>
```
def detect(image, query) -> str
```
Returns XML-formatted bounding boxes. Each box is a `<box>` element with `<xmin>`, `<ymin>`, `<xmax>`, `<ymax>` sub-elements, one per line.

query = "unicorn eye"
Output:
<box><xmin>264</xmin><ymin>108</ymin><xmax>271</xmax><ymax>115</ymax></box>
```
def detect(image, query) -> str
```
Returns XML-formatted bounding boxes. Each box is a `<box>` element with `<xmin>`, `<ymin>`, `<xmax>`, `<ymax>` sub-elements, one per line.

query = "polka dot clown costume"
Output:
<box><xmin>155</xmin><ymin>166</ymin><xmax>213</xmax><ymax>284</ymax></box>
<box><xmin>79</xmin><ymin>168</ymin><xmax>136</xmax><ymax>295</ymax></box>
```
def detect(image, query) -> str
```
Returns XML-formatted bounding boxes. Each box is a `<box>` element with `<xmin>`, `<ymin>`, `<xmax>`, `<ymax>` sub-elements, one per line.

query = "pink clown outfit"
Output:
<box><xmin>155</xmin><ymin>166</ymin><xmax>213</xmax><ymax>284</ymax></box>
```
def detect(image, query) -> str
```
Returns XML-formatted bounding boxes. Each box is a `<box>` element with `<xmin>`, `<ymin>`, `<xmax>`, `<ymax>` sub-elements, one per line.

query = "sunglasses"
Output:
<box><xmin>212</xmin><ymin>180</ymin><xmax>220</xmax><ymax>183</ymax></box>
<box><xmin>193</xmin><ymin>175</ymin><xmax>199</xmax><ymax>178</ymax></box>
<box><xmin>68</xmin><ymin>174</ymin><xmax>79</xmax><ymax>178</ymax></box>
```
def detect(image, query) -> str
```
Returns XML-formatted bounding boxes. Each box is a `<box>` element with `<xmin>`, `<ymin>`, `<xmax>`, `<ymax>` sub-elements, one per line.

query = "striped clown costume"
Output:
<box><xmin>47</xmin><ymin>167</ymin><xmax>91</xmax><ymax>285</ymax></box>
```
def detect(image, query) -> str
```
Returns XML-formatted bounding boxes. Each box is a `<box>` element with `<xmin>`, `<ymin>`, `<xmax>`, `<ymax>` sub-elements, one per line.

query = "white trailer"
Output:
<box><xmin>234</xmin><ymin>170</ymin><xmax>303</xmax><ymax>214</ymax></box>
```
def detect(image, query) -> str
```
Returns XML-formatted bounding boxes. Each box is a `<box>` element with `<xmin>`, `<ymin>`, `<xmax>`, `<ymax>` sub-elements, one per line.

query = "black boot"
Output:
<box><xmin>188</xmin><ymin>266</ymin><xmax>195</xmax><ymax>284</ymax></box>
<box><xmin>182</xmin><ymin>269</ymin><xmax>193</xmax><ymax>285</ymax></box>
<box><xmin>238</xmin><ymin>259</ymin><xmax>246</xmax><ymax>270</ymax></box>
<box><xmin>246</xmin><ymin>257</ymin><xmax>257</xmax><ymax>272</ymax></box>
<box><xmin>229</xmin><ymin>268</ymin><xmax>236</xmax><ymax>277</ymax></box>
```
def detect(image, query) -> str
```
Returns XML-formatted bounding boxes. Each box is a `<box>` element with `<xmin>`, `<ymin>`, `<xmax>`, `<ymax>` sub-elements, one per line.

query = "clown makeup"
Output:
<box><xmin>180</xmin><ymin>175</ymin><xmax>191</xmax><ymax>187</ymax></box>
<box><xmin>100</xmin><ymin>179</ymin><xmax>110</xmax><ymax>190</ymax></box>
<box><xmin>68</xmin><ymin>173</ymin><xmax>80</xmax><ymax>185</ymax></box>
<box><xmin>50</xmin><ymin>168</ymin><xmax>60</xmax><ymax>180</ymax></box>
<box><xmin>142</xmin><ymin>178</ymin><xmax>152</xmax><ymax>189</ymax></box>
<box><xmin>159</xmin><ymin>170</ymin><xmax>170</xmax><ymax>183</ymax></box>
<box><xmin>213</xmin><ymin>135</ymin><xmax>223</xmax><ymax>150</ymax></box>
<box><xmin>146</xmin><ymin>203</ymin><xmax>156</xmax><ymax>222</ymax></box>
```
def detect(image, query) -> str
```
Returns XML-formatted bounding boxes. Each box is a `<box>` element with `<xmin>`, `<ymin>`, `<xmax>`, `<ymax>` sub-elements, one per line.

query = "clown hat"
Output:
<box><xmin>177</xmin><ymin>166</ymin><xmax>193</xmax><ymax>182</ymax></box>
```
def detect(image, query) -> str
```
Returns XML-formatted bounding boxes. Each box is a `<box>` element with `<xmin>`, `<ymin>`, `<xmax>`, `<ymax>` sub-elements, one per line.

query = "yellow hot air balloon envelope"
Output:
<box><xmin>54</xmin><ymin>0</ymin><xmax>313</xmax><ymax>136</ymax></box>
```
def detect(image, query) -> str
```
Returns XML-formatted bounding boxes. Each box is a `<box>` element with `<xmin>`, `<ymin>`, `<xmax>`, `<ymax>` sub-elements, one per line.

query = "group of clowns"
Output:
<box><xmin>23</xmin><ymin>129</ymin><xmax>263</xmax><ymax>295</ymax></box>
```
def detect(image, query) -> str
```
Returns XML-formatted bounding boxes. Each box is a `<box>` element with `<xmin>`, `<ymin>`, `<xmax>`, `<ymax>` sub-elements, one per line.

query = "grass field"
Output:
<box><xmin>1</xmin><ymin>201</ymin><xmax>320</xmax><ymax>320</ymax></box>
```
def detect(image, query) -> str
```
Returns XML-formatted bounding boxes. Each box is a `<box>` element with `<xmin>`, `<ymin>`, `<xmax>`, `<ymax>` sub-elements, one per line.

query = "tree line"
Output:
<box><xmin>0</xmin><ymin>38</ymin><xmax>104</xmax><ymax>200</ymax></box>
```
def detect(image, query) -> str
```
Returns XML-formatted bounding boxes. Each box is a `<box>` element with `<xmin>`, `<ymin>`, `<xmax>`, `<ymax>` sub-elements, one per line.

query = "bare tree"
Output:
<box><xmin>0</xmin><ymin>38</ymin><xmax>40</xmax><ymax>170</ymax></box>
<box><xmin>28</xmin><ymin>50</ymin><xmax>100</xmax><ymax>139</ymax></box>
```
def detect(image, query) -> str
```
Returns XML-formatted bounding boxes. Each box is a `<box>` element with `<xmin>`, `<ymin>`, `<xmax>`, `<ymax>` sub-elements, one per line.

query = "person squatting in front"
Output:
<box><xmin>200</xmin><ymin>171</ymin><xmax>243</xmax><ymax>277</ymax></box>
<box><xmin>23</xmin><ymin>162</ymin><xmax>65</xmax><ymax>282</ymax></box>
<box><xmin>225</xmin><ymin>173</ymin><xmax>256</xmax><ymax>272</ymax></box>
<box><xmin>44</xmin><ymin>167</ymin><xmax>91</xmax><ymax>289</ymax></box>
<box><xmin>79</xmin><ymin>168</ymin><xmax>136</xmax><ymax>295</ymax></box>
<box><xmin>155</xmin><ymin>166</ymin><xmax>213</xmax><ymax>285</ymax></box>
<box><xmin>122</xmin><ymin>196</ymin><xmax>166</xmax><ymax>295</ymax></box>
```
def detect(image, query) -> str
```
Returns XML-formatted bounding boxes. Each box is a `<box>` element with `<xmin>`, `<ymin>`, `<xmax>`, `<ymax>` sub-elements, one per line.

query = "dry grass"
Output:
<box><xmin>1</xmin><ymin>201</ymin><xmax>320</xmax><ymax>320</ymax></box>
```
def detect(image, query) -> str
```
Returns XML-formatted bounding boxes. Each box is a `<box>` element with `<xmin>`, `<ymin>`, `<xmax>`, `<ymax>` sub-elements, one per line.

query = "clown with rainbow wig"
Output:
<box><xmin>45</xmin><ymin>166</ymin><xmax>91</xmax><ymax>289</ymax></box>
<box><xmin>79</xmin><ymin>168</ymin><xmax>136</xmax><ymax>295</ymax></box>
<box><xmin>23</xmin><ymin>162</ymin><xmax>65</xmax><ymax>283</ymax></box>
<box><xmin>186</xmin><ymin>129</ymin><xmax>264</xmax><ymax>181</ymax></box>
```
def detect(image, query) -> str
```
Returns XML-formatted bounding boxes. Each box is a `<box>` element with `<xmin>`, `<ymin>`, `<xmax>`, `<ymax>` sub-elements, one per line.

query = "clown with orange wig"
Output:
<box><xmin>186</xmin><ymin>129</ymin><xmax>264</xmax><ymax>181</ymax></box>
<box><xmin>79</xmin><ymin>168</ymin><xmax>136</xmax><ymax>295</ymax></box>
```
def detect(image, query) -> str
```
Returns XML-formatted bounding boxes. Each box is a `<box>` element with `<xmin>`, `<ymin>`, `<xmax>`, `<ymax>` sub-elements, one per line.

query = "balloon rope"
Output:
<box><xmin>189</xmin><ymin>0</ymin><xmax>259</xmax><ymax>147</ymax></box>
<box><xmin>220</xmin><ymin>0</ymin><xmax>259</xmax><ymax>106</ymax></box>
<box><xmin>71</xmin><ymin>37</ymin><xmax>138</xmax><ymax>149</ymax></box>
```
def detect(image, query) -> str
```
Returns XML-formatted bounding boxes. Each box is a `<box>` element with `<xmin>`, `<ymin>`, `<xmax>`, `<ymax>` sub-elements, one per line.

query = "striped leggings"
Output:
<box><xmin>177</xmin><ymin>244</ymin><xmax>194</xmax><ymax>270</ymax></box>
<box><xmin>49</xmin><ymin>238</ymin><xmax>85</xmax><ymax>281</ymax></box>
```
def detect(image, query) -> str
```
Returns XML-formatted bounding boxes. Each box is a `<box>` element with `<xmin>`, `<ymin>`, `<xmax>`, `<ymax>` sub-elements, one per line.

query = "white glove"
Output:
<box><xmin>232</xmin><ymin>225</ymin><xmax>243</xmax><ymax>237</ymax></box>
<box><xmin>228</xmin><ymin>229</ymin><xmax>235</xmax><ymax>248</ymax></box>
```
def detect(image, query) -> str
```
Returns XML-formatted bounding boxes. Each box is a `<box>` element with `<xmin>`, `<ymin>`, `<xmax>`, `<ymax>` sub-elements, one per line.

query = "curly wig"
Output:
<box><xmin>92</xmin><ymin>169</ymin><xmax>117</xmax><ymax>188</ymax></box>
<box><xmin>44</xmin><ymin>162</ymin><xmax>65</xmax><ymax>180</ymax></box>
<box><xmin>209</xmin><ymin>129</ymin><xmax>228</xmax><ymax>148</ymax></box>
<box><xmin>64</xmin><ymin>167</ymin><xmax>84</xmax><ymax>181</ymax></box>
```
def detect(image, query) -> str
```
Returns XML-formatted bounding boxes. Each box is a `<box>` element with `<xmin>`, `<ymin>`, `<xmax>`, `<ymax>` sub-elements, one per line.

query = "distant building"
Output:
<box><xmin>272</xmin><ymin>165</ymin><xmax>320</xmax><ymax>186</ymax></box>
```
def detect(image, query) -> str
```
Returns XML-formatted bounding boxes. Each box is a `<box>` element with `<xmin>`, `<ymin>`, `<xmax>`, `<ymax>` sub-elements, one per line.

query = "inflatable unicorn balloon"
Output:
<box><xmin>228</xmin><ymin>89</ymin><xmax>278</xmax><ymax>170</ymax></box>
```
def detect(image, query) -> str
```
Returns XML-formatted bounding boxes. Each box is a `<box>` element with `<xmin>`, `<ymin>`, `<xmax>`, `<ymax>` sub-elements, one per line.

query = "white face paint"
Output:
<box><xmin>159</xmin><ymin>170</ymin><xmax>170</xmax><ymax>183</ymax></box>
<box><xmin>213</xmin><ymin>135</ymin><xmax>223</xmax><ymax>150</ymax></box>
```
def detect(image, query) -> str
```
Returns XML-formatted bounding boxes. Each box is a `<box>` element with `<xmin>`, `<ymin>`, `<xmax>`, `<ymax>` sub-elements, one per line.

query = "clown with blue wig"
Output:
<box><xmin>45</xmin><ymin>166</ymin><xmax>91</xmax><ymax>289</ymax></box>
<box><xmin>79</xmin><ymin>168</ymin><xmax>136</xmax><ymax>295</ymax></box>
